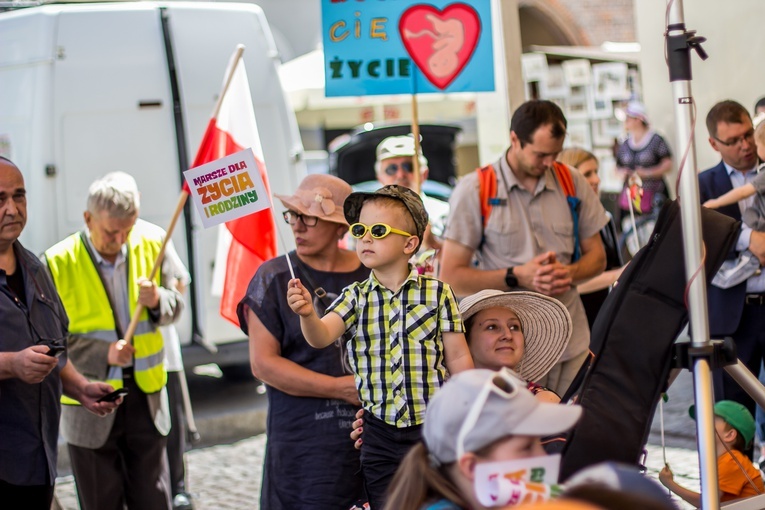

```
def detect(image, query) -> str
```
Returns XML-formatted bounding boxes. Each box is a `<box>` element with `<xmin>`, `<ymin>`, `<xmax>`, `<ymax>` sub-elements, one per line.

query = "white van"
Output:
<box><xmin>0</xmin><ymin>1</ymin><xmax>305</xmax><ymax>378</ymax></box>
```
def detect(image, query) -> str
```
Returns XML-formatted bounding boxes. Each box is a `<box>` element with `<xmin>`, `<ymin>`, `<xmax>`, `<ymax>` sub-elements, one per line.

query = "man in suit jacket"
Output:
<box><xmin>698</xmin><ymin>100</ymin><xmax>765</xmax><ymax>444</ymax></box>
<box><xmin>45</xmin><ymin>172</ymin><xmax>183</xmax><ymax>510</ymax></box>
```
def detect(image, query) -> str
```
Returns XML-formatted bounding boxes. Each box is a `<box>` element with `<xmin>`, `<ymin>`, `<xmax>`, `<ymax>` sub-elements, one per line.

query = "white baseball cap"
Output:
<box><xmin>375</xmin><ymin>136</ymin><xmax>428</xmax><ymax>168</ymax></box>
<box><xmin>424</xmin><ymin>368</ymin><xmax>582</xmax><ymax>465</ymax></box>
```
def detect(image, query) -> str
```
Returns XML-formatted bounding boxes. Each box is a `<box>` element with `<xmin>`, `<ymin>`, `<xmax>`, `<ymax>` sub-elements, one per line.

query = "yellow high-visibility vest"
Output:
<box><xmin>46</xmin><ymin>231</ymin><xmax>167</xmax><ymax>404</ymax></box>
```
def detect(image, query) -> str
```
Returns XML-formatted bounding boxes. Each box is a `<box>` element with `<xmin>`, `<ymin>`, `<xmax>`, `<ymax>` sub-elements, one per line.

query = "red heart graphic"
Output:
<box><xmin>399</xmin><ymin>3</ymin><xmax>481</xmax><ymax>90</ymax></box>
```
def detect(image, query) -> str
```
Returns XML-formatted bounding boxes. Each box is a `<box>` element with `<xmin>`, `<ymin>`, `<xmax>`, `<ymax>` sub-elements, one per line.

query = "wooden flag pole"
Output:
<box><xmin>410</xmin><ymin>93</ymin><xmax>422</xmax><ymax>194</ymax></box>
<box><xmin>211</xmin><ymin>44</ymin><xmax>245</xmax><ymax>120</ymax></box>
<box><xmin>124</xmin><ymin>190</ymin><xmax>189</xmax><ymax>345</ymax></box>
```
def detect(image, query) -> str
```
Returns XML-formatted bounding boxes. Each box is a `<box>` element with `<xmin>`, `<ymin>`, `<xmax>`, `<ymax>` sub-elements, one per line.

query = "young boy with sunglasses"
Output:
<box><xmin>287</xmin><ymin>185</ymin><xmax>473</xmax><ymax>509</ymax></box>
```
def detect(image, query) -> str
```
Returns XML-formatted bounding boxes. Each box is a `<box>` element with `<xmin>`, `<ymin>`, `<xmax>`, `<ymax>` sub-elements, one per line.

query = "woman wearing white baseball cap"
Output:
<box><xmin>384</xmin><ymin>368</ymin><xmax>582</xmax><ymax>510</ymax></box>
<box><xmin>615</xmin><ymin>101</ymin><xmax>673</xmax><ymax>223</ymax></box>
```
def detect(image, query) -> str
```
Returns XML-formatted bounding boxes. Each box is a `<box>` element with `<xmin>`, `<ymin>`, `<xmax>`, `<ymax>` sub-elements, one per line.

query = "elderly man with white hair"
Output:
<box><xmin>44</xmin><ymin>172</ymin><xmax>184</xmax><ymax>510</ymax></box>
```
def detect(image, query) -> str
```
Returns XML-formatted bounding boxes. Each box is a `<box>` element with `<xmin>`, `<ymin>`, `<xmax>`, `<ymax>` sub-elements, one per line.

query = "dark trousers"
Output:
<box><xmin>360</xmin><ymin>413</ymin><xmax>421</xmax><ymax>510</ymax></box>
<box><xmin>0</xmin><ymin>479</ymin><xmax>54</xmax><ymax>510</ymax></box>
<box><xmin>166</xmin><ymin>370</ymin><xmax>188</xmax><ymax>496</ymax></box>
<box><xmin>68</xmin><ymin>375</ymin><xmax>171</xmax><ymax>510</ymax></box>
<box><xmin>714</xmin><ymin>301</ymin><xmax>765</xmax><ymax>457</ymax></box>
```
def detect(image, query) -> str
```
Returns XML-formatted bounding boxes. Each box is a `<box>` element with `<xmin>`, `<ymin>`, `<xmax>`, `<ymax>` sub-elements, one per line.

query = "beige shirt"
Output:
<box><xmin>445</xmin><ymin>151</ymin><xmax>608</xmax><ymax>360</ymax></box>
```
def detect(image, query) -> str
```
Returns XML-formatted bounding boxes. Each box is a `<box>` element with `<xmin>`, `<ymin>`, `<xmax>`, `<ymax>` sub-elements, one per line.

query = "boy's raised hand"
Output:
<box><xmin>287</xmin><ymin>278</ymin><xmax>315</xmax><ymax>317</ymax></box>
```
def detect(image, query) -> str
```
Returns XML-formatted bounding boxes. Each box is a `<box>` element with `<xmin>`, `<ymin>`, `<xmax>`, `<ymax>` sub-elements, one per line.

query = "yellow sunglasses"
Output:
<box><xmin>349</xmin><ymin>222</ymin><xmax>413</xmax><ymax>239</ymax></box>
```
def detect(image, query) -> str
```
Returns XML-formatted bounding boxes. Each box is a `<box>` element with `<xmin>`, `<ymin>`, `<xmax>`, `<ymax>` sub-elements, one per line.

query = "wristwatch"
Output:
<box><xmin>504</xmin><ymin>267</ymin><xmax>518</xmax><ymax>288</ymax></box>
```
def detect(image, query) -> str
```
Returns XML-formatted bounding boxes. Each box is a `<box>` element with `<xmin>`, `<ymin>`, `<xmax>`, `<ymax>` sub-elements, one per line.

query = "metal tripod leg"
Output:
<box><xmin>725</xmin><ymin>361</ymin><xmax>765</xmax><ymax>411</ymax></box>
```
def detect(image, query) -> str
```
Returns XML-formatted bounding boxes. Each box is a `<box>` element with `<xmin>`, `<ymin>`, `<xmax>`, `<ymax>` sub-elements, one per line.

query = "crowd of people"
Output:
<box><xmin>5</xmin><ymin>95</ymin><xmax>765</xmax><ymax>510</ymax></box>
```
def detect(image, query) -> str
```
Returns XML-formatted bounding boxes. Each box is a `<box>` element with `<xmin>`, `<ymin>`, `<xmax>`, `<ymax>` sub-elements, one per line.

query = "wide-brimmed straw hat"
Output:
<box><xmin>274</xmin><ymin>174</ymin><xmax>352</xmax><ymax>226</ymax></box>
<box><xmin>459</xmin><ymin>290</ymin><xmax>572</xmax><ymax>383</ymax></box>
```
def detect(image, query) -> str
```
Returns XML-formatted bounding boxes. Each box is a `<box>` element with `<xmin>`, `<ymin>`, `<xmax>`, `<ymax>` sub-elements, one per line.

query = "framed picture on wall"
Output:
<box><xmin>522</xmin><ymin>53</ymin><xmax>549</xmax><ymax>83</ymax></box>
<box><xmin>565</xmin><ymin>93</ymin><xmax>589</xmax><ymax>121</ymax></box>
<box><xmin>540</xmin><ymin>65</ymin><xmax>567</xmax><ymax>98</ymax></box>
<box><xmin>593</xmin><ymin>62</ymin><xmax>630</xmax><ymax>100</ymax></box>
<box><xmin>562</xmin><ymin>59</ymin><xmax>592</xmax><ymax>87</ymax></box>
<box><xmin>593</xmin><ymin>148</ymin><xmax>621</xmax><ymax>192</ymax></box>
<box><xmin>593</xmin><ymin>118</ymin><xmax>623</xmax><ymax>147</ymax></box>
<box><xmin>566</xmin><ymin>122</ymin><xmax>592</xmax><ymax>150</ymax></box>
<box><xmin>588</xmin><ymin>88</ymin><xmax>613</xmax><ymax>119</ymax></box>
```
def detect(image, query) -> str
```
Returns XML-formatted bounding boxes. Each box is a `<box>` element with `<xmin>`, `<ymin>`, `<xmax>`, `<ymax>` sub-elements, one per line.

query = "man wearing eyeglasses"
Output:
<box><xmin>375</xmin><ymin>136</ymin><xmax>449</xmax><ymax>250</ymax></box>
<box><xmin>699</xmin><ymin>100</ymin><xmax>765</xmax><ymax>458</ymax></box>
<box><xmin>0</xmin><ymin>157</ymin><xmax>120</xmax><ymax>509</ymax></box>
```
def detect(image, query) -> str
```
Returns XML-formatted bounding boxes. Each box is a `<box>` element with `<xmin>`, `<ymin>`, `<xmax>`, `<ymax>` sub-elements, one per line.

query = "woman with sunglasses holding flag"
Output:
<box><xmin>236</xmin><ymin>173</ymin><xmax>368</xmax><ymax>510</ymax></box>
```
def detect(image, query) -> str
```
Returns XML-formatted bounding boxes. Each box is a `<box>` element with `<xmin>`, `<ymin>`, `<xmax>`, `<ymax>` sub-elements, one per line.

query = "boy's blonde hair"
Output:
<box><xmin>754</xmin><ymin>118</ymin><xmax>765</xmax><ymax>147</ymax></box>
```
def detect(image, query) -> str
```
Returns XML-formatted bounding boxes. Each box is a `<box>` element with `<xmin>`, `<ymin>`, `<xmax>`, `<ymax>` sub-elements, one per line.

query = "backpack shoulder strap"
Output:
<box><xmin>476</xmin><ymin>163</ymin><xmax>497</xmax><ymax>230</ymax></box>
<box><xmin>553</xmin><ymin>161</ymin><xmax>576</xmax><ymax>198</ymax></box>
<box><xmin>552</xmin><ymin>162</ymin><xmax>583</xmax><ymax>262</ymax></box>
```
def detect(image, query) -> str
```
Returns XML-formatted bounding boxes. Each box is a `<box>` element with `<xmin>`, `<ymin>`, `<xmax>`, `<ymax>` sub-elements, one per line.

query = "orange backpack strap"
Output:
<box><xmin>553</xmin><ymin>161</ymin><xmax>582</xmax><ymax>262</ymax></box>
<box><xmin>476</xmin><ymin>164</ymin><xmax>498</xmax><ymax>230</ymax></box>
<box><xmin>553</xmin><ymin>161</ymin><xmax>576</xmax><ymax>198</ymax></box>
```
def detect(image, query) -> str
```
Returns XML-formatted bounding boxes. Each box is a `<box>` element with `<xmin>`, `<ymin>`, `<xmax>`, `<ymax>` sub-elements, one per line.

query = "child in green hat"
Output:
<box><xmin>659</xmin><ymin>400</ymin><xmax>764</xmax><ymax>506</ymax></box>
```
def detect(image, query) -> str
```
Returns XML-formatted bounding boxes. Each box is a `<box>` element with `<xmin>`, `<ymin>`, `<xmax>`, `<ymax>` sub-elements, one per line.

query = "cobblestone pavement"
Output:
<box><xmin>55</xmin><ymin>435</ymin><xmax>267</xmax><ymax>510</ymax></box>
<box><xmin>51</xmin><ymin>370</ymin><xmax>718</xmax><ymax>509</ymax></box>
<box><xmin>54</xmin><ymin>436</ymin><xmax>703</xmax><ymax>510</ymax></box>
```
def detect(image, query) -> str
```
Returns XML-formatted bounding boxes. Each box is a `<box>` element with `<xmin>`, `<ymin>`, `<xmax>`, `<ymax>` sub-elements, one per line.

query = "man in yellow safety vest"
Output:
<box><xmin>45</xmin><ymin>172</ymin><xmax>184</xmax><ymax>510</ymax></box>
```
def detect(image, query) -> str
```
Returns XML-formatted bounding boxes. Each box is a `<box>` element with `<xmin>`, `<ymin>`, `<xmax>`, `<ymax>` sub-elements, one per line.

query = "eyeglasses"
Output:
<box><xmin>349</xmin><ymin>222</ymin><xmax>413</xmax><ymax>239</ymax></box>
<box><xmin>382</xmin><ymin>161</ymin><xmax>414</xmax><ymax>176</ymax></box>
<box><xmin>282</xmin><ymin>210</ymin><xmax>318</xmax><ymax>227</ymax></box>
<box><xmin>456</xmin><ymin>368</ymin><xmax>519</xmax><ymax>460</ymax></box>
<box><xmin>714</xmin><ymin>129</ymin><xmax>755</xmax><ymax>148</ymax></box>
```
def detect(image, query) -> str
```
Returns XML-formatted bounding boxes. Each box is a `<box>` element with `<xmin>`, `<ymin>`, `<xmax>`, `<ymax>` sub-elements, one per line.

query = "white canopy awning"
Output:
<box><xmin>278</xmin><ymin>49</ymin><xmax>477</xmax><ymax>127</ymax></box>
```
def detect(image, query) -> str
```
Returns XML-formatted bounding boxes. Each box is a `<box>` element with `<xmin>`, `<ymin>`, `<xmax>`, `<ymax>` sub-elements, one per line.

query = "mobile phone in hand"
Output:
<box><xmin>96</xmin><ymin>388</ymin><xmax>129</xmax><ymax>403</ymax></box>
<box><xmin>45</xmin><ymin>345</ymin><xmax>66</xmax><ymax>358</ymax></box>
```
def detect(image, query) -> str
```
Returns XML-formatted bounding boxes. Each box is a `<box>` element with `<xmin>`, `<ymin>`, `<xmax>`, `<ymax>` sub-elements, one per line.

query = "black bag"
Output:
<box><xmin>559</xmin><ymin>200</ymin><xmax>741</xmax><ymax>481</ymax></box>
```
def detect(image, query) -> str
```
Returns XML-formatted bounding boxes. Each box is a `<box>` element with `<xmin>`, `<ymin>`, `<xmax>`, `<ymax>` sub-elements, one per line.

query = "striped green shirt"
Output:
<box><xmin>327</xmin><ymin>267</ymin><xmax>463</xmax><ymax>428</ymax></box>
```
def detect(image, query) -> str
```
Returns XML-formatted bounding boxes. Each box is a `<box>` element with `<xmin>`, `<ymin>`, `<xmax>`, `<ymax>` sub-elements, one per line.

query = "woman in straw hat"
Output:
<box><xmin>457</xmin><ymin>289</ymin><xmax>573</xmax><ymax>403</ymax></box>
<box><xmin>236</xmin><ymin>174</ymin><xmax>368</xmax><ymax>509</ymax></box>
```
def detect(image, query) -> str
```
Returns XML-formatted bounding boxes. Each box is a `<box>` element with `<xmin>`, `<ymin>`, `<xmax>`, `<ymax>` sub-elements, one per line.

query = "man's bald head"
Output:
<box><xmin>0</xmin><ymin>157</ymin><xmax>27</xmax><ymax>248</ymax></box>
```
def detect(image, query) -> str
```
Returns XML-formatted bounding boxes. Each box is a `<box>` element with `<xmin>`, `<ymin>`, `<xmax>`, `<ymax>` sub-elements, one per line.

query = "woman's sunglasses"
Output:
<box><xmin>349</xmin><ymin>222</ymin><xmax>413</xmax><ymax>240</ymax></box>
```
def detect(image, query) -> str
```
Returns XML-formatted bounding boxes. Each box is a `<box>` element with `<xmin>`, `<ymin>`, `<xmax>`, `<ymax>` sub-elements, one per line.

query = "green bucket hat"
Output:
<box><xmin>343</xmin><ymin>184</ymin><xmax>429</xmax><ymax>243</ymax></box>
<box><xmin>689</xmin><ymin>400</ymin><xmax>755</xmax><ymax>447</ymax></box>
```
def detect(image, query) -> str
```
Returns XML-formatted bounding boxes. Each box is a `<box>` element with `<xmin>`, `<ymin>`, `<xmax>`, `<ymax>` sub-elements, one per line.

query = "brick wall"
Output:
<box><xmin>554</xmin><ymin>0</ymin><xmax>636</xmax><ymax>44</ymax></box>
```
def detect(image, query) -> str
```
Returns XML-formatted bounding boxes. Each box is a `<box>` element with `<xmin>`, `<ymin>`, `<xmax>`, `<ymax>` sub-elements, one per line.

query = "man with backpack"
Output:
<box><xmin>440</xmin><ymin>99</ymin><xmax>608</xmax><ymax>396</ymax></box>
